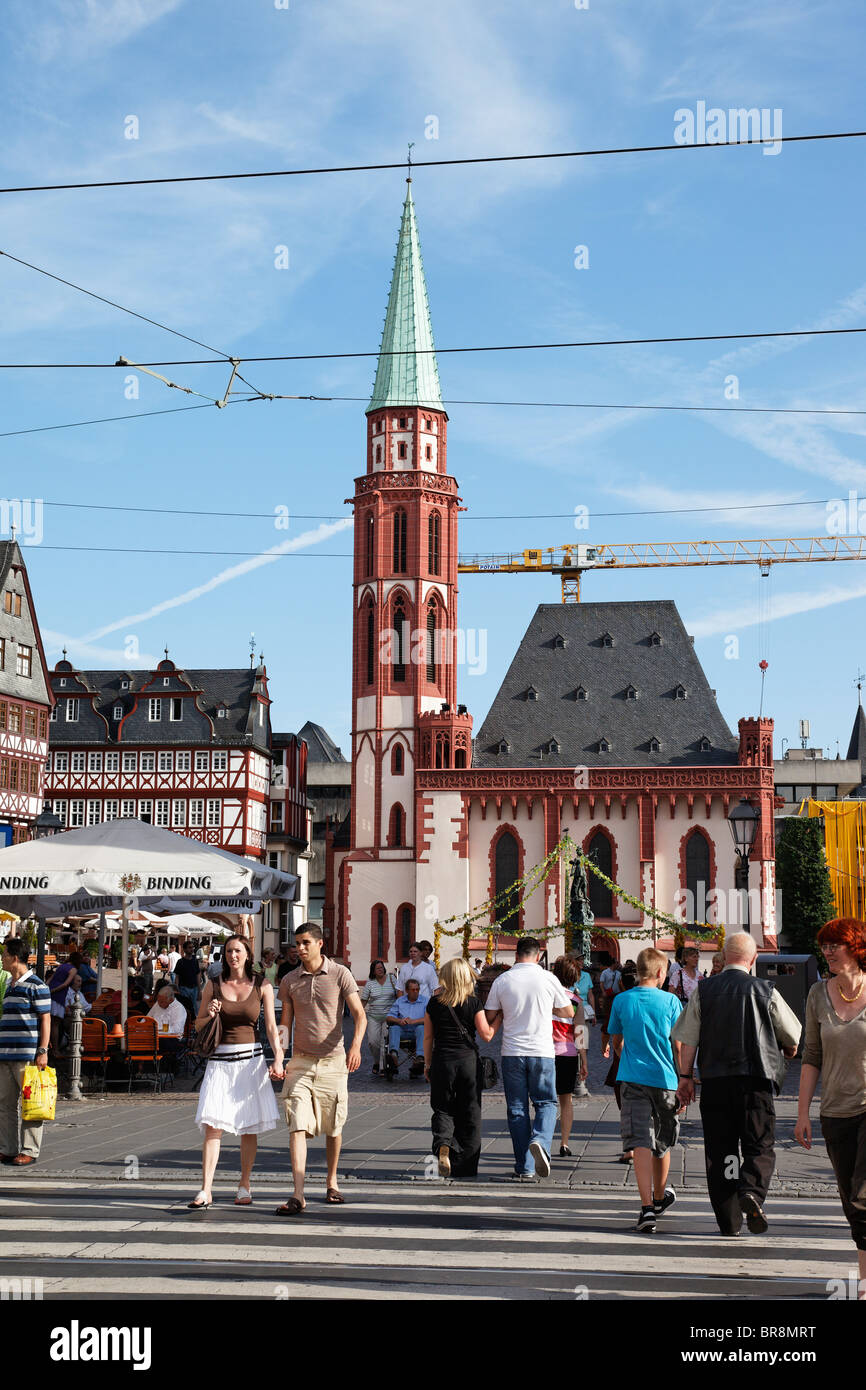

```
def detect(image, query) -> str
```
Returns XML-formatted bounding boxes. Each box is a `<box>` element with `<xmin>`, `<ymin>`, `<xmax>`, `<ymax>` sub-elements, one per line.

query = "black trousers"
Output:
<box><xmin>430</xmin><ymin>1050</ymin><xmax>482</xmax><ymax>1177</ymax></box>
<box><xmin>821</xmin><ymin>1110</ymin><xmax>866</xmax><ymax>1252</ymax></box>
<box><xmin>699</xmin><ymin>1076</ymin><xmax>776</xmax><ymax>1234</ymax></box>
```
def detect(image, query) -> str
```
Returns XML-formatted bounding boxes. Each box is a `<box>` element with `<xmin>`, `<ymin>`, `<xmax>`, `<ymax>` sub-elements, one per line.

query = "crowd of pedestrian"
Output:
<box><xmin>2</xmin><ymin>915</ymin><xmax>864</xmax><ymax>1294</ymax></box>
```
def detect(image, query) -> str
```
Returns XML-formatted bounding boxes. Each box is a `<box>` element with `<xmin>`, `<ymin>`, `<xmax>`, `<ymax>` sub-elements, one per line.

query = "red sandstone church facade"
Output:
<box><xmin>324</xmin><ymin>185</ymin><xmax>776</xmax><ymax>971</ymax></box>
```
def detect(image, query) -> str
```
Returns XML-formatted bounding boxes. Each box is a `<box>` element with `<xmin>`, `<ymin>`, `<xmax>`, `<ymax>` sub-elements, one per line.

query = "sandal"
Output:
<box><xmin>325</xmin><ymin>1187</ymin><xmax>346</xmax><ymax>1204</ymax></box>
<box><xmin>275</xmin><ymin>1198</ymin><xmax>305</xmax><ymax>1216</ymax></box>
<box><xmin>618</xmin><ymin>1152</ymin><xmax>634</xmax><ymax>1164</ymax></box>
<box><xmin>187</xmin><ymin>1191</ymin><xmax>212</xmax><ymax>1209</ymax></box>
<box><xmin>234</xmin><ymin>1186</ymin><xmax>252</xmax><ymax>1206</ymax></box>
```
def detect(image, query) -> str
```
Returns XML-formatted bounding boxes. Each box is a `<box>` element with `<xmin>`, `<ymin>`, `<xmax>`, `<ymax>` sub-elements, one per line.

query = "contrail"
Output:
<box><xmin>78</xmin><ymin>518</ymin><xmax>353</xmax><ymax>642</ymax></box>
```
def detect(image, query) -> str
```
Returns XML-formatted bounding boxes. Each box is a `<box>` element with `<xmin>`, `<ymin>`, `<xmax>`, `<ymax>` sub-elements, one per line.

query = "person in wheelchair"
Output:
<box><xmin>385</xmin><ymin>979</ymin><xmax>429</xmax><ymax>1079</ymax></box>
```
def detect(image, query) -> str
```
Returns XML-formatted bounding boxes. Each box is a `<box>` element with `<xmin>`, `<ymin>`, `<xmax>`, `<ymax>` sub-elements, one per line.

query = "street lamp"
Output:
<box><xmin>728</xmin><ymin>798</ymin><xmax>759</xmax><ymax>937</ymax></box>
<box><xmin>33</xmin><ymin>803</ymin><xmax>62</xmax><ymax>838</ymax></box>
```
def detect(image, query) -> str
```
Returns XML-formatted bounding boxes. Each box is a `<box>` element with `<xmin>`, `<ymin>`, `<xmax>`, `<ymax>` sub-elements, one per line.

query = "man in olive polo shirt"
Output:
<box><xmin>276</xmin><ymin>924</ymin><xmax>366</xmax><ymax>1214</ymax></box>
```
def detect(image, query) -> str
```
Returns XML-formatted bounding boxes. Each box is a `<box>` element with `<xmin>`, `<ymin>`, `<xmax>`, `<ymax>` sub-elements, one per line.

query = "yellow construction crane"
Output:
<box><xmin>458</xmin><ymin>536</ymin><xmax>866</xmax><ymax>601</ymax></box>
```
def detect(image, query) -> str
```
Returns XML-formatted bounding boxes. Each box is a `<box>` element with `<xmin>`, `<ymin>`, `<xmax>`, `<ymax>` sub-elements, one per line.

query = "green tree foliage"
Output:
<box><xmin>775</xmin><ymin>818</ymin><xmax>835</xmax><ymax>956</ymax></box>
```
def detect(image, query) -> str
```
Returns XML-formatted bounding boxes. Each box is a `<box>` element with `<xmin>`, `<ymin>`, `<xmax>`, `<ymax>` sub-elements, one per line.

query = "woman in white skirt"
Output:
<box><xmin>189</xmin><ymin>935</ymin><xmax>284</xmax><ymax>1209</ymax></box>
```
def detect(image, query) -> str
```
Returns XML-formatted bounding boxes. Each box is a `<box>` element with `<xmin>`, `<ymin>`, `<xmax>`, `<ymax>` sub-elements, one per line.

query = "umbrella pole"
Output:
<box><xmin>97</xmin><ymin>910</ymin><xmax>106</xmax><ymax>995</ymax></box>
<box><xmin>120</xmin><ymin>897</ymin><xmax>130</xmax><ymax>1050</ymax></box>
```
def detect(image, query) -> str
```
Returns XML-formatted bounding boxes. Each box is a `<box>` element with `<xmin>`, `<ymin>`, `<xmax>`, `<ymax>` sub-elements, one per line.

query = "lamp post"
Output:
<box><xmin>728</xmin><ymin>798</ymin><xmax>760</xmax><ymax>938</ymax></box>
<box><xmin>32</xmin><ymin>803</ymin><xmax>62</xmax><ymax>980</ymax></box>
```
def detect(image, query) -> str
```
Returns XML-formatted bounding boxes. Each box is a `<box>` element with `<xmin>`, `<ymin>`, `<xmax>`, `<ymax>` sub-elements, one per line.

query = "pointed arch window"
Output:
<box><xmin>393</xmin><ymin>600</ymin><xmax>407</xmax><ymax>683</ymax></box>
<box><xmin>389</xmin><ymin>803</ymin><xmax>405</xmax><ymax>847</ymax></box>
<box><xmin>393</xmin><ymin>509</ymin><xmax>407</xmax><ymax>573</ymax></box>
<box><xmin>428</xmin><ymin>510</ymin><xmax>441</xmax><ymax>575</ymax></box>
<box><xmin>372</xmin><ymin>904</ymin><xmax>388</xmax><ymax>961</ymax></box>
<box><xmin>398</xmin><ymin>903</ymin><xmax>414</xmax><ymax>959</ymax></box>
<box><xmin>426</xmin><ymin>600</ymin><xmax>437</xmax><ymax>684</ymax></box>
<box><xmin>685</xmin><ymin>830</ymin><xmax>711</xmax><ymax>922</ymax></box>
<box><xmin>587</xmin><ymin>830</ymin><xmax>613</xmax><ymax>918</ymax></box>
<box><xmin>391</xmin><ymin>742</ymin><xmax>404</xmax><ymax>775</ymax></box>
<box><xmin>365</xmin><ymin>513</ymin><xmax>375</xmax><ymax>575</ymax></box>
<box><xmin>494</xmin><ymin>830</ymin><xmax>520</xmax><ymax>928</ymax></box>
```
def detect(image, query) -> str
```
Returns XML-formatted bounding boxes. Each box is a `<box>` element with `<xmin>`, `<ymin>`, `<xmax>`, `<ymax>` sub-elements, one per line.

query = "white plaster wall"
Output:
<box><xmin>381</xmin><ymin>696</ymin><xmax>415</xmax><ymax>728</ymax></box>
<box><xmin>419</xmin><ymin>696</ymin><xmax>444</xmax><ymax>715</ymax></box>
<box><xmin>390</xmin><ymin>433</ymin><xmax>413</xmax><ymax>469</ymax></box>
<box><xmin>354</xmin><ymin>740</ymin><xmax>376</xmax><ymax>847</ymax></box>
<box><xmin>356</xmin><ymin>583</ymin><xmax>376</xmax><ymax>607</ymax></box>
<box><xmin>355</xmin><ymin>696</ymin><xmax>377</xmax><ymax>730</ymax></box>
<box><xmin>416</xmin><ymin>790</ymin><xmax>469</xmax><ymax>932</ymax></box>
<box><xmin>346</xmin><ymin>857</ymin><xmax>417</xmax><ymax>972</ymax></box>
<box><xmin>561</xmin><ymin>801</ymin><xmax>642</xmax><ymax>923</ymax></box>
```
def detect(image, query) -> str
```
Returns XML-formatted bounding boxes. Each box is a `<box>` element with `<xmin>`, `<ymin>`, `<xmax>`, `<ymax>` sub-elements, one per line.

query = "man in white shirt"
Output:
<box><xmin>484</xmin><ymin>939</ymin><xmax>575</xmax><ymax>1180</ymax></box>
<box><xmin>396</xmin><ymin>943</ymin><xmax>438</xmax><ymax>998</ymax></box>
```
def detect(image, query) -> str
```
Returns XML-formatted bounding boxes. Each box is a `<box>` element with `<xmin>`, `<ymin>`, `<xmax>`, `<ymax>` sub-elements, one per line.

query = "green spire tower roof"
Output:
<box><xmin>367</xmin><ymin>182</ymin><xmax>444</xmax><ymax>414</ymax></box>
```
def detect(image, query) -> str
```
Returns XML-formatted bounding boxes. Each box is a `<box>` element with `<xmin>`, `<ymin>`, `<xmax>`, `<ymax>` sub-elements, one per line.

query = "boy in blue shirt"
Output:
<box><xmin>607</xmin><ymin>947</ymin><xmax>683</xmax><ymax>1233</ymax></box>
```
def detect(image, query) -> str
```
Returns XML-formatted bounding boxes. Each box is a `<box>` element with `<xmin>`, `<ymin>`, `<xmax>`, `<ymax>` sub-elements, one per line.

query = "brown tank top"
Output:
<box><xmin>216</xmin><ymin>979</ymin><xmax>261</xmax><ymax>1045</ymax></box>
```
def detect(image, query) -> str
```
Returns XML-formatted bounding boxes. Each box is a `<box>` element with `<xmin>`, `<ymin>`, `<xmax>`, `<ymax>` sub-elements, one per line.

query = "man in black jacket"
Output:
<box><xmin>673</xmin><ymin>932</ymin><xmax>801</xmax><ymax>1236</ymax></box>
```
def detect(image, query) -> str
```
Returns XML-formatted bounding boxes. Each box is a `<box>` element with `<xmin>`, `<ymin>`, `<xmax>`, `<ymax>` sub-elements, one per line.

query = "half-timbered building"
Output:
<box><xmin>0</xmin><ymin>541</ymin><xmax>53</xmax><ymax>842</ymax></box>
<box><xmin>45</xmin><ymin>657</ymin><xmax>274</xmax><ymax>860</ymax></box>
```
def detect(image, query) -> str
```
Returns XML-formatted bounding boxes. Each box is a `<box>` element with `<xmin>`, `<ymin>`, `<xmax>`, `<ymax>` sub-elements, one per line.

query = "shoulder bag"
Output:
<box><xmin>190</xmin><ymin>977</ymin><xmax>223</xmax><ymax>1058</ymax></box>
<box><xmin>445</xmin><ymin>1002</ymin><xmax>499</xmax><ymax>1091</ymax></box>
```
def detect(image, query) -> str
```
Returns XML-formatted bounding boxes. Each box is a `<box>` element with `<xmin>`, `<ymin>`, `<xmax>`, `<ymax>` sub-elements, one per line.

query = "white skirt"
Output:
<box><xmin>195</xmin><ymin>1042</ymin><xmax>279</xmax><ymax>1136</ymax></box>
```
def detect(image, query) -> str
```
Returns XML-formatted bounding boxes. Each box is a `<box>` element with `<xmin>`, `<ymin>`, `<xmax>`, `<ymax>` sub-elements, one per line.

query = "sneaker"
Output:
<box><xmin>652</xmin><ymin>1186</ymin><xmax>677</xmax><ymax>1216</ymax></box>
<box><xmin>559</xmin><ymin>1144</ymin><xmax>573</xmax><ymax>1157</ymax></box>
<box><xmin>510</xmin><ymin>1171</ymin><xmax>538</xmax><ymax>1183</ymax></box>
<box><xmin>437</xmin><ymin>1146</ymin><xmax>451</xmax><ymax>1178</ymax></box>
<box><xmin>739</xmin><ymin>1193</ymin><xmax>768</xmax><ymax>1234</ymax></box>
<box><xmin>574</xmin><ymin>1082</ymin><xmax>590</xmax><ymax>1098</ymax></box>
<box><xmin>388</xmin><ymin>1050</ymin><xmax>399</xmax><ymax>1070</ymax></box>
<box><xmin>529</xmin><ymin>1140</ymin><xmax>551</xmax><ymax>1179</ymax></box>
<box><xmin>635</xmin><ymin>1206</ymin><xmax>657</xmax><ymax>1234</ymax></box>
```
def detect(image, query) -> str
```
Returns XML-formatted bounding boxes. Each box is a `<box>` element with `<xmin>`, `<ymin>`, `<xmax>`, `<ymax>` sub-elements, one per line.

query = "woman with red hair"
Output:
<box><xmin>795</xmin><ymin>918</ymin><xmax>866</xmax><ymax>1297</ymax></box>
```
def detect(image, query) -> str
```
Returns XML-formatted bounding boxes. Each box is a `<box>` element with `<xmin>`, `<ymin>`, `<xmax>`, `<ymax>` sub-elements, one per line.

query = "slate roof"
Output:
<box><xmin>367</xmin><ymin>183</ymin><xmax>444</xmax><ymax>413</ymax></box>
<box><xmin>297</xmin><ymin>720</ymin><xmax>346</xmax><ymax>763</ymax></box>
<box><xmin>48</xmin><ymin>661</ymin><xmax>270</xmax><ymax>750</ymax></box>
<box><xmin>473</xmin><ymin>601</ymin><xmax>738</xmax><ymax>769</ymax></box>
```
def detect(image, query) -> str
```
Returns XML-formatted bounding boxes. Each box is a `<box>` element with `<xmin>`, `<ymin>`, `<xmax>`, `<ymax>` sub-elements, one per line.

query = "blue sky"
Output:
<box><xmin>3</xmin><ymin>0</ymin><xmax>866</xmax><ymax>759</ymax></box>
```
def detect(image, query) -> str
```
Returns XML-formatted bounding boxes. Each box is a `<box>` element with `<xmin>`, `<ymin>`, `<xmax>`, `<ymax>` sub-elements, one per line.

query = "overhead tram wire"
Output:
<box><xmin>3</xmin><ymin>321</ymin><xmax>866</xmax><ymax>370</ymax></box>
<box><xmin>34</xmin><ymin>496</ymin><xmax>844</xmax><ymax>523</ymax></box>
<box><xmin>0</xmin><ymin>128</ymin><xmax>864</xmax><ymax>195</ymax></box>
<box><xmin>4</xmin><ymin>391</ymin><xmax>866</xmax><ymax>440</ymax></box>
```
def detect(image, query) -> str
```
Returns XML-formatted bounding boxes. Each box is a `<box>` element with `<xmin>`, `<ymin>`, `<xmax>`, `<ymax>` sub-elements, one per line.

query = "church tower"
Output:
<box><xmin>349</xmin><ymin>177</ymin><xmax>471</xmax><ymax>884</ymax></box>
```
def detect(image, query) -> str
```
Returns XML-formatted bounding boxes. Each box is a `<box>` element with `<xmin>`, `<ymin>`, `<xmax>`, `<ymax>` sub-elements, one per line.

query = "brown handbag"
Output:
<box><xmin>190</xmin><ymin>978</ymin><xmax>223</xmax><ymax>1058</ymax></box>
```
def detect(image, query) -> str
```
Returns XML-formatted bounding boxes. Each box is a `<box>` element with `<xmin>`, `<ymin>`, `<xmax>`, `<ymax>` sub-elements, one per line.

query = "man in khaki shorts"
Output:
<box><xmin>276</xmin><ymin>924</ymin><xmax>366</xmax><ymax>1213</ymax></box>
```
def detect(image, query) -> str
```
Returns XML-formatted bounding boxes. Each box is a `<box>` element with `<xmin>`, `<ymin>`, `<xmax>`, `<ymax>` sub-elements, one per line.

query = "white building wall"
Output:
<box><xmin>346</xmin><ymin>857</ymin><xmax>416</xmax><ymax>975</ymax></box>
<box><xmin>354</xmin><ymin>739</ymin><xmax>376</xmax><ymax>847</ymax></box>
<box><xmin>416</xmin><ymin>791</ymin><xmax>469</xmax><ymax>964</ymax></box>
<box><xmin>653</xmin><ymin>800</ymin><xmax>734</xmax><ymax>928</ymax></box>
<box><xmin>466</xmin><ymin>803</ymin><xmax>547</xmax><ymax>938</ymax></box>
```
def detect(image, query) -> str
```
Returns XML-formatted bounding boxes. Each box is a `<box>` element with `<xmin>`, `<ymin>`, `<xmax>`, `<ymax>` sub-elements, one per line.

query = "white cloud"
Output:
<box><xmin>41</xmin><ymin>629</ymin><xmax>161</xmax><ymax>666</ymax></box>
<box><xmin>29</xmin><ymin>0</ymin><xmax>186</xmax><ymax>63</ymax></box>
<box><xmin>687</xmin><ymin>575</ymin><xmax>866</xmax><ymax>637</ymax></box>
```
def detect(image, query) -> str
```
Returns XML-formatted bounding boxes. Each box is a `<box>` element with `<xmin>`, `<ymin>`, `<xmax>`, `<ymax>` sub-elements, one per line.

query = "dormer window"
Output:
<box><xmin>524</xmin><ymin>686</ymin><xmax>539</xmax><ymax>701</ymax></box>
<box><xmin>492</xmin><ymin>739</ymin><xmax>511</xmax><ymax>755</ymax></box>
<box><xmin>649</xmin><ymin>631</ymin><xmax>662</xmax><ymax>646</ymax></box>
<box><xmin>600</xmin><ymin>631</ymin><xmax>614</xmax><ymax>648</ymax></box>
<box><xmin>542</xmin><ymin>738</ymin><xmax>561</xmax><ymax>755</ymax></box>
<box><xmin>598</xmin><ymin>737</ymin><xmax>611</xmax><ymax>753</ymax></box>
<box><xmin>648</xmin><ymin>736</ymin><xmax>661</xmax><ymax>753</ymax></box>
<box><xmin>574</xmin><ymin>685</ymin><xmax>588</xmax><ymax>701</ymax></box>
<box><xmin>113</xmin><ymin>704</ymin><xmax>123</xmax><ymax>720</ymax></box>
<box><xmin>121</xmin><ymin>680</ymin><xmax>129</xmax><ymax>690</ymax></box>
<box><xmin>699</xmin><ymin>736</ymin><xmax>712</xmax><ymax>752</ymax></box>
<box><xmin>625</xmin><ymin>685</ymin><xmax>638</xmax><ymax>700</ymax></box>
<box><xmin>674</xmin><ymin>684</ymin><xmax>687</xmax><ymax>700</ymax></box>
<box><xmin>59</xmin><ymin>679</ymin><xmax>66</xmax><ymax>688</ymax></box>
<box><xmin>217</xmin><ymin>707</ymin><xmax>228</xmax><ymax>719</ymax></box>
<box><xmin>552</xmin><ymin>633</ymin><xmax>567</xmax><ymax>649</ymax></box>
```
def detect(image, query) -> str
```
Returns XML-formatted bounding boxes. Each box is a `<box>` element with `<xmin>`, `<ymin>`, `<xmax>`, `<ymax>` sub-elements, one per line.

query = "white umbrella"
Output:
<box><xmin>158</xmin><ymin>913</ymin><xmax>233</xmax><ymax>938</ymax></box>
<box><xmin>0</xmin><ymin>819</ymin><xmax>298</xmax><ymax>1034</ymax></box>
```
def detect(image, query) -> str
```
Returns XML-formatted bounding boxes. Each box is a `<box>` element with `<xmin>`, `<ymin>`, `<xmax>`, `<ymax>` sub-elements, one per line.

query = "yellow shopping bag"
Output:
<box><xmin>21</xmin><ymin>1065</ymin><xmax>57</xmax><ymax>1122</ymax></box>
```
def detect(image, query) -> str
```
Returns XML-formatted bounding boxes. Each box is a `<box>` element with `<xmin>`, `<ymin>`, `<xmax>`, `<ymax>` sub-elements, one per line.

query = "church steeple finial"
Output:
<box><xmin>367</xmin><ymin>181</ymin><xmax>444</xmax><ymax>414</ymax></box>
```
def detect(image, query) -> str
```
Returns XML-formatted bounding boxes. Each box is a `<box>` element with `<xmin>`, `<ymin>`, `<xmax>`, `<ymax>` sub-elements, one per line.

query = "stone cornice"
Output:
<box><xmin>417</xmin><ymin>766</ymin><xmax>771</xmax><ymax>793</ymax></box>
